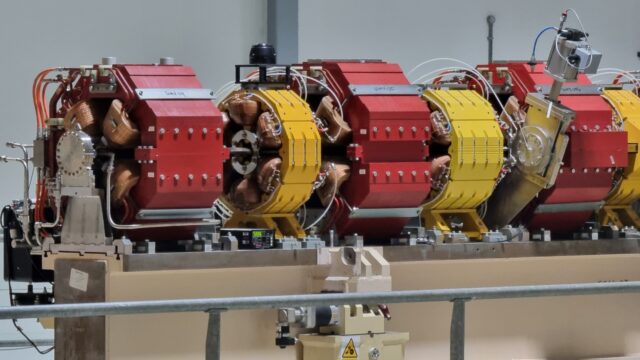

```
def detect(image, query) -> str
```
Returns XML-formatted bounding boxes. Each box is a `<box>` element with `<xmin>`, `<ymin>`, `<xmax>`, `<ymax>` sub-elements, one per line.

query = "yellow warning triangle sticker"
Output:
<box><xmin>341</xmin><ymin>338</ymin><xmax>358</xmax><ymax>359</ymax></box>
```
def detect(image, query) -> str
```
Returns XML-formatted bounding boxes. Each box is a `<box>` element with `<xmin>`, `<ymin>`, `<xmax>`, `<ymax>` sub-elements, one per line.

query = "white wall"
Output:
<box><xmin>299</xmin><ymin>0</ymin><xmax>640</xmax><ymax>78</ymax></box>
<box><xmin>0</xmin><ymin>1</ymin><xmax>267</xmax><ymax>358</ymax></box>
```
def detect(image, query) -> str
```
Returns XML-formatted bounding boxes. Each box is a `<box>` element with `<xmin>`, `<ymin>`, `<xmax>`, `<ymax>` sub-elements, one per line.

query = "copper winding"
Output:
<box><xmin>228</xmin><ymin>95</ymin><xmax>260</xmax><ymax>127</ymax></box>
<box><xmin>316</xmin><ymin>96</ymin><xmax>351</xmax><ymax>145</ymax></box>
<box><xmin>257</xmin><ymin>112</ymin><xmax>282</xmax><ymax>148</ymax></box>
<box><xmin>64</xmin><ymin>100</ymin><xmax>102</xmax><ymax>136</ymax></box>
<box><xmin>102</xmin><ymin>99</ymin><xmax>140</xmax><ymax>148</ymax></box>
<box><xmin>257</xmin><ymin>157</ymin><xmax>282</xmax><ymax>194</ymax></box>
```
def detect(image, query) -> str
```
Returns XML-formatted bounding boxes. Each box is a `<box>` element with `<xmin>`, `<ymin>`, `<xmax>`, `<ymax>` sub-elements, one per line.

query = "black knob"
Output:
<box><xmin>250</xmin><ymin>43</ymin><xmax>276</xmax><ymax>65</ymax></box>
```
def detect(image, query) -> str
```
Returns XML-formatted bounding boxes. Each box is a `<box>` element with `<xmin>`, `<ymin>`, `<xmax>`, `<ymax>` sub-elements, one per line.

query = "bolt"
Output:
<box><xmin>398</xmin><ymin>126</ymin><xmax>404</xmax><ymax>133</ymax></box>
<box><xmin>173</xmin><ymin>128</ymin><xmax>180</xmax><ymax>134</ymax></box>
<box><xmin>188</xmin><ymin>173</ymin><xmax>194</xmax><ymax>181</ymax></box>
<box><xmin>174</xmin><ymin>174</ymin><xmax>180</xmax><ymax>181</ymax></box>
<box><xmin>159</xmin><ymin>174</ymin><xmax>166</xmax><ymax>181</ymax></box>
<box><xmin>385</xmin><ymin>171</ymin><xmax>391</xmax><ymax>177</ymax></box>
<box><xmin>159</xmin><ymin>128</ymin><xmax>166</xmax><ymax>135</ymax></box>
<box><xmin>202</xmin><ymin>128</ymin><xmax>208</xmax><ymax>134</ymax></box>
<box><xmin>369</xmin><ymin>348</ymin><xmax>380</xmax><ymax>360</ymax></box>
<box><xmin>372</xmin><ymin>171</ymin><xmax>378</xmax><ymax>177</ymax></box>
<box><xmin>412</xmin><ymin>126</ymin><xmax>417</xmax><ymax>134</ymax></box>
<box><xmin>202</xmin><ymin>174</ymin><xmax>209</xmax><ymax>180</ymax></box>
<box><xmin>188</xmin><ymin>128</ymin><xmax>194</xmax><ymax>135</ymax></box>
<box><xmin>216</xmin><ymin>128</ymin><xmax>221</xmax><ymax>134</ymax></box>
<box><xmin>385</xmin><ymin>127</ymin><xmax>391</xmax><ymax>133</ymax></box>
<box><xmin>398</xmin><ymin>170</ymin><xmax>404</xmax><ymax>177</ymax></box>
<box><xmin>372</xmin><ymin>127</ymin><xmax>378</xmax><ymax>133</ymax></box>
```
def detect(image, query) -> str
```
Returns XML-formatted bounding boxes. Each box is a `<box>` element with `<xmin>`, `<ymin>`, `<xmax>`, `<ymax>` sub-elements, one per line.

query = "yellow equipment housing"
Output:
<box><xmin>599</xmin><ymin>89</ymin><xmax>640</xmax><ymax>228</ymax></box>
<box><xmin>421</xmin><ymin>89</ymin><xmax>504</xmax><ymax>240</ymax></box>
<box><xmin>221</xmin><ymin>89</ymin><xmax>321</xmax><ymax>238</ymax></box>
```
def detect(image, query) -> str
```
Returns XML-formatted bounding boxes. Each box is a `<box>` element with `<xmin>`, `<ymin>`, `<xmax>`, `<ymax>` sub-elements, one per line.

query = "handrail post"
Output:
<box><xmin>450</xmin><ymin>298</ymin><xmax>469</xmax><ymax>360</ymax></box>
<box><xmin>205</xmin><ymin>309</ymin><xmax>224</xmax><ymax>360</ymax></box>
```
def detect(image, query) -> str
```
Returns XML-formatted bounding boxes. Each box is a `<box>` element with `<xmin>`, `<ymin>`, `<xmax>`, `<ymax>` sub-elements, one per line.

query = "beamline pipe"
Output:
<box><xmin>2</xmin><ymin>281</ymin><xmax>640</xmax><ymax>320</ymax></box>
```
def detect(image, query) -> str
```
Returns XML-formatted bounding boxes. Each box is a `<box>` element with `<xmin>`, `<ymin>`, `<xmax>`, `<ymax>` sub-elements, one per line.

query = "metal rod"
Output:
<box><xmin>205</xmin><ymin>310</ymin><xmax>222</xmax><ymax>360</ymax></box>
<box><xmin>2</xmin><ymin>281</ymin><xmax>640</xmax><ymax>320</ymax></box>
<box><xmin>450</xmin><ymin>299</ymin><xmax>467</xmax><ymax>360</ymax></box>
<box><xmin>0</xmin><ymin>339</ymin><xmax>54</xmax><ymax>348</ymax></box>
<box><xmin>487</xmin><ymin>15</ymin><xmax>496</xmax><ymax>64</ymax></box>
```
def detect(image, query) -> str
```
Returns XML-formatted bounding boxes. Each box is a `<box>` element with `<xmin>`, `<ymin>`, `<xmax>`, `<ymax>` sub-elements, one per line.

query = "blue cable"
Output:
<box><xmin>531</xmin><ymin>26</ymin><xmax>557</xmax><ymax>60</ymax></box>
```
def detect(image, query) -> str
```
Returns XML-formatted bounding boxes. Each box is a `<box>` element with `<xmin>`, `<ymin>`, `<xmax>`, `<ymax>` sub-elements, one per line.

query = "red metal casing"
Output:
<box><xmin>90</xmin><ymin>65</ymin><xmax>226</xmax><ymax>210</ymax></box>
<box><xmin>481</xmin><ymin>62</ymin><xmax>627</xmax><ymax>233</ymax></box>
<box><xmin>304</xmin><ymin>61</ymin><xmax>432</xmax><ymax>239</ymax></box>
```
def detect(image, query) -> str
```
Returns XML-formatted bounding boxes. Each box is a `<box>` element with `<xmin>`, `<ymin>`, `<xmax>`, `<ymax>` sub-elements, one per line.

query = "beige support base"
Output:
<box><xmin>47</xmin><ymin>252</ymin><xmax>640</xmax><ymax>359</ymax></box>
<box><xmin>298</xmin><ymin>332</ymin><xmax>409</xmax><ymax>360</ymax></box>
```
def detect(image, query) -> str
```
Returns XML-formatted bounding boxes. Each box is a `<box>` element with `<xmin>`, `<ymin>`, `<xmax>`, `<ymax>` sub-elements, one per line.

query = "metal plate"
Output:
<box><xmin>535</xmin><ymin>84</ymin><xmax>622</xmax><ymax>96</ymax></box>
<box><xmin>534</xmin><ymin>201</ymin><xmax>605</xmax><ymax>214</ymax></box>
<box><xmin>137</xmin><ymin>208</ymin><xmax>216</xmax><ymax>220</ymax></box>
<box><xmin>135</xmin><ymin>88</ymin><xmax>215</xmax><ymax>100</ymax></box>
<box><xmin>122</xmin><ymin>239</ymin><xmax>640</xmax><ymax>272</ymax></box>
<box><xmin>348</xmin><ymin>207</ymin><xmax>422</xmax><ymax>219</ymax></box>
<box><xmin>348</xmin><ymin>84</ymin><xmax>424</xmax><ymax>96</ymax></box>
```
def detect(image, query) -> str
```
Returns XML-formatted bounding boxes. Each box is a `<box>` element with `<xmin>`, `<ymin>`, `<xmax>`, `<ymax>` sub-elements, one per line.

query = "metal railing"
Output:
<box><xmin>2</xmin><ymin>281</ymin><xmax>640</xmax><ymax>359</ymax></box>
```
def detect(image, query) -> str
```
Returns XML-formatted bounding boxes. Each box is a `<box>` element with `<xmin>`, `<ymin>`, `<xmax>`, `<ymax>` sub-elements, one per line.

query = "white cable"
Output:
<box><xmin>590</xmin><ymin>68</ymin><xmax>640</xmax><ymax>91</ymax></box>
<box><xmin>412</xmin><ymin>67</ymin><xmax>488</xmax><ymax>99</ymax></box>
<box><xmin>304</xmin><ymin>165</ymin><xmax>337</xmax><ymax>231</ymax></box>
<box><xmin>414</xmin><ymin>69</ymin><xmax>488</xmax><ymax>99</ymax></box>
<box><xmin>408</xmin><ymin>58</ymin><xmax>520</xmax><ymax>141</ymax></box>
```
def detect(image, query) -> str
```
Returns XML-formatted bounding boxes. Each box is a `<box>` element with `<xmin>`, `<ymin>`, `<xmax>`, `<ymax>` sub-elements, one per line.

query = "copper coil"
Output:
<box><xmin>229</xmin><ymin>177</ymin><xmax>262</xmax><ymax>210</ymax></box>
<box><xmin>430</xmin><ymin>155</ymin><xmax>451</xmax><ymax>192</ymax></box>
<box><xmin>102</xmin><ymin>99</ymin><xmax>140</xmax><ymax>148</ymax></box>
<box><xmin>257</xmin><ymin>157</ymin><xmax>282</xmax><ymax>194</ymax></box>
<box><xmin>257</xmin><ymin>112</ymin><xmax>282</xmax><ymax>149</ymax></box>
<box><xmin>110</xmin><ymin>160</ymin><xmax>141</xmax><ymax>205</ymax></box>
<box><xmin>63</xmin><ymin>100</ymin><xmax>103</xmax><ymax>136</ymax></box>
<box><xmin>227</xmin><ymin>95</ymin><xmax>260</xmax><ymax>127</ymax></box>
<box><xmin>430</xmin><ymin>111</ymin><xmax>452</xmax><ymax>146</ymax></box>
<box><xmin>316</xmin><ymin>96</ymin><xmax>351</xmax><ymax>145</ymax></box>
<box><xmin>501</xmin><ymin>96</ymin><xmax>526</xmax><ymax>126</ymax></box>
<box><xmin>316</xmin><ymin>161</ymin><xmax>350</xmax><ymax>206</ymax></box>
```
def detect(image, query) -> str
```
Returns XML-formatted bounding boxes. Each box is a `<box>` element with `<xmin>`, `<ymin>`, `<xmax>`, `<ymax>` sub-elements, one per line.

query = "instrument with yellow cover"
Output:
<box><xmin>219</xmin><ymin>88</ymin><xmax>321</xmax><ymax>239</ymax></box>
<box><xmin>421</xmin><ymin>89</ymin><xmax>505</xmax><ymax>241</ymax></box>
<box><xmin>598</xmin><ymin>89</ymin><xmax>640</xmax><ymax>230</ymax></box>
